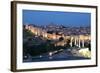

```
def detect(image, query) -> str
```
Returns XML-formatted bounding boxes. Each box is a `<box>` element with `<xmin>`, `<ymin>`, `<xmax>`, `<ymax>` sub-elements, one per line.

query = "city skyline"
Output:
<box><xmin>23</xmin><ymin>10</ymin><xmax>91</xmax><ymax>27</ymax></box>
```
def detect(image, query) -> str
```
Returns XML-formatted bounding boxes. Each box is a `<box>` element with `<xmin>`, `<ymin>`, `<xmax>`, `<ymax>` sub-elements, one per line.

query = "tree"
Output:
<box><xmin>59</xmin><ymin>37</ymin><xmax>64</xmax><ymax>41</ymax></box>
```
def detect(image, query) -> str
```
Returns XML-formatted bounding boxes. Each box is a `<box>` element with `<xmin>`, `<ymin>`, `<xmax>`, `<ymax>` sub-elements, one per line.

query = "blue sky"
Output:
<box><xmin>23</xmin><ymin>10</ymin><xmax>91</xmax><ymax>27</ymax></box>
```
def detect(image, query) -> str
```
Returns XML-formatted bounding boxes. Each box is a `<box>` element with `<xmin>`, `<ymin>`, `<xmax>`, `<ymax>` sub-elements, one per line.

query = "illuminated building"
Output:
<box><xmin>25</xmin><ymin>24</ymin><xmax>91</xmax><ymax>47</ymax></box>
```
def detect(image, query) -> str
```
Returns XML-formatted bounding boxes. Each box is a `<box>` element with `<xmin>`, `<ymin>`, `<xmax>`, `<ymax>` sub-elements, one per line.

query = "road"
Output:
<box><xmin>23</xmin><ymin>49</ymin><xmax>90</xmax><ymax>62</ymax></box>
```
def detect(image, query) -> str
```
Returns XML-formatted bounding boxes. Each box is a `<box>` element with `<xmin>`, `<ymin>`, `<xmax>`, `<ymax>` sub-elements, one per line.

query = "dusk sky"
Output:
<box><xmin>23</xmin><ymin>10</ymin><xmax>91</xmax><ymax>27</ymax></box>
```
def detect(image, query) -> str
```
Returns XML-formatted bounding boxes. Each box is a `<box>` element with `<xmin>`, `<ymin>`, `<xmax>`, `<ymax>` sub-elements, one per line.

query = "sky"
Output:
<box><xmin>23</xmin><ymin>10</ymin><xmax>91</xmax><ymax>27</ymax></box>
